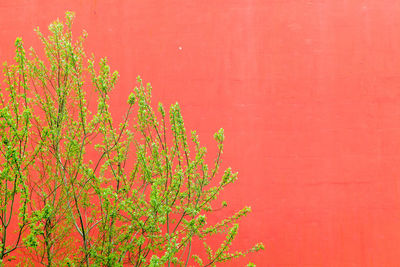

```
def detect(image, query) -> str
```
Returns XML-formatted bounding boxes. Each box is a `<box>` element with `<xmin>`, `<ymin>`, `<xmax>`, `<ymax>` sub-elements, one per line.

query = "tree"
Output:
<box><xmin>0</xmin><ymin>12</ymin><xmax>264</xmax><ymax>266</ymax></box>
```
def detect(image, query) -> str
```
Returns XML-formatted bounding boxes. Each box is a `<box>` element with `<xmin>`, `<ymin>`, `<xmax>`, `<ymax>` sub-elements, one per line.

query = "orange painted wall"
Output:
<box><xmin>1</xmin><ymin>1</ymin><xmax>400</xmax><ymax>266</ymax></box>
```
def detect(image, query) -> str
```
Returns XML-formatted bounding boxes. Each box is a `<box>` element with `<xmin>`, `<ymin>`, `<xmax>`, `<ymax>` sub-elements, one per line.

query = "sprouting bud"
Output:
<box><xmin>127</xmin><ymin>92</ymin><xmax>136</xmax><ymax>105</ymax></box>
<box><xmin>214</xmin><ymin>128</ymin><xmax>225</xmax><ymax>143</ymax></box>
<box><xmin>158</xmin><ymin>102</ymin><xmax>165</xmax><ymax>117</ymax></box>
<box><xmin>15</xmin><ymin>37</ymin><xmax>23</xmax><ymax>47</ymax></box>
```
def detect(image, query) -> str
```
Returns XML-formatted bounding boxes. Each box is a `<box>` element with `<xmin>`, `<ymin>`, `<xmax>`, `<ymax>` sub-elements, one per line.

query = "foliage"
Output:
<box><xmin>0</xmin><ymin>12</ymin><xmax>264</xmax><ymax>266</ymax></box>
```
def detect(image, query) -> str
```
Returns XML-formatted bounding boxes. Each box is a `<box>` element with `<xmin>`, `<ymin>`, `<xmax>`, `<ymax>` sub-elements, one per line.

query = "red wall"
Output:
<box><xmin>1</xmin><ymin>1</ymin><xmax>400</xmax><ymax>266</ymax></box>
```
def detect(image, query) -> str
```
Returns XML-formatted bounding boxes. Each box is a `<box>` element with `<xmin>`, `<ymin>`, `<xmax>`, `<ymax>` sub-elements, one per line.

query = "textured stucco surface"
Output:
<box><xmin>1</xmin><ymin>1</ymin><xmax>400</xmax><ymax>266</ymax></box>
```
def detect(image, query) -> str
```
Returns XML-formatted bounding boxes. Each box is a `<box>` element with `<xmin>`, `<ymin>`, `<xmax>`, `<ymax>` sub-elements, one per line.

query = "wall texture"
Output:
<box><xmin>1</xmin><ymin>0</ymin><xmax>400</xmax><ymax>266</ymax></box>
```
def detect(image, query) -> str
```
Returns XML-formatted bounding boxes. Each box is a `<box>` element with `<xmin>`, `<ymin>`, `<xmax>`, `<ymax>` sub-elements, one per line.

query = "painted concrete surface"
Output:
<box><xmin>1</xmin><ymin>1</ymin><xmax>400</xmax><ymax>266</ymax></box>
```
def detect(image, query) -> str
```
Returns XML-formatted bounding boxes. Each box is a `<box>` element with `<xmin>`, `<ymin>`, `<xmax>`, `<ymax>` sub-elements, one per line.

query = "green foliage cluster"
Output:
<box><xmin>0</xmin><ymin>12</ymin><xmax>264</xmax><ymax>266</ymax></box>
